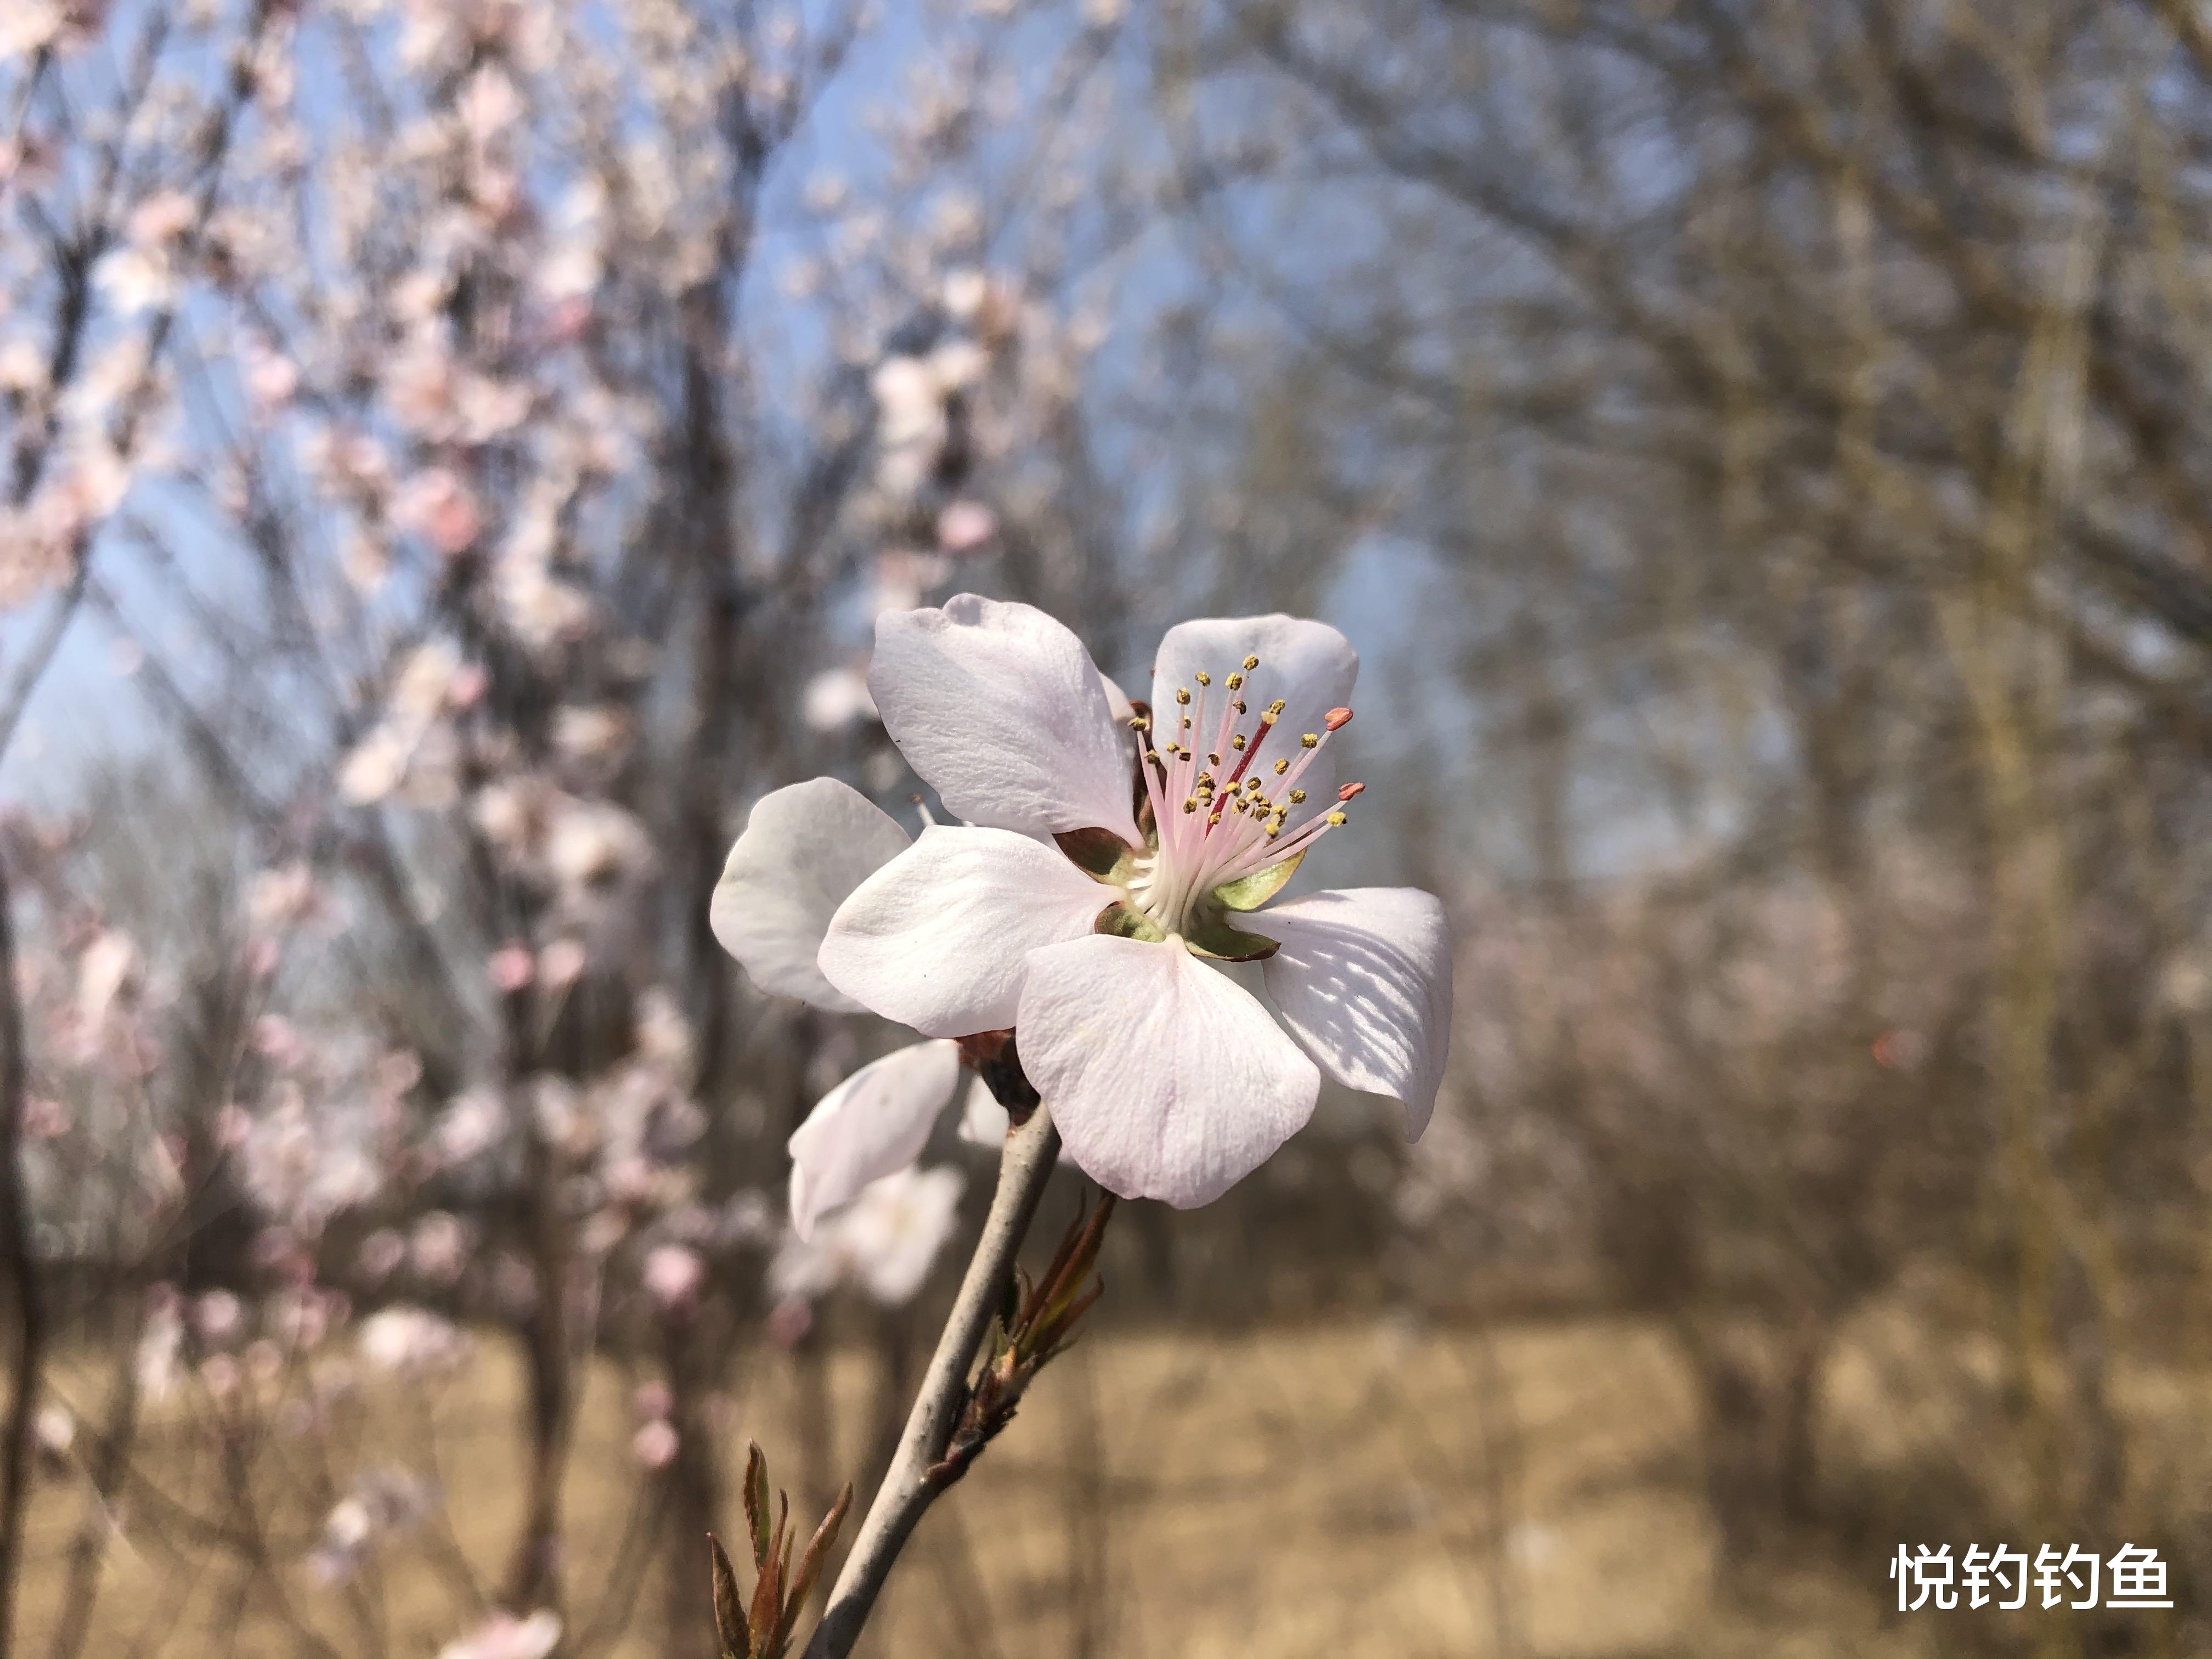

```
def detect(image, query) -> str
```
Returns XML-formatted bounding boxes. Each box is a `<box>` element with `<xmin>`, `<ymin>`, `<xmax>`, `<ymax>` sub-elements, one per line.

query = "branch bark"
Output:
<box><xmin>0</xmin><ymin>847</ymin><xmax>46</xmax><ymax>1656</ymax></box>
<box><xmin>799</xmin><ymin>1105</ymin><xmax>1061</xmax><ymax>1659</ymax></box>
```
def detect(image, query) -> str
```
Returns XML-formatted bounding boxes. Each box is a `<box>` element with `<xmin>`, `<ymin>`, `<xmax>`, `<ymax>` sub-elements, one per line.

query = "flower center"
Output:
<box><xmin>1121</xmin><ymin>653</ymin><xmax>1362</xmax><ymax>939</ymax></box>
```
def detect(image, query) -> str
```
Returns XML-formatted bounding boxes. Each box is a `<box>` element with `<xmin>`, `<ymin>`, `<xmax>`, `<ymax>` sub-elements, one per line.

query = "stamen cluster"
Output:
<box><xmin>1124</xmin><ymin>651</ymin><xmax>1361</xmax><ymax>936</ymax></box>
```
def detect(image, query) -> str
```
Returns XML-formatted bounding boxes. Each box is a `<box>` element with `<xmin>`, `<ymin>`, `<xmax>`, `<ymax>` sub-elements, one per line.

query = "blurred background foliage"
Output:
<box><xmin>2</xmin><ymin>0</ymin><xmax>2210</xmax><ymax>1654</ymax></box>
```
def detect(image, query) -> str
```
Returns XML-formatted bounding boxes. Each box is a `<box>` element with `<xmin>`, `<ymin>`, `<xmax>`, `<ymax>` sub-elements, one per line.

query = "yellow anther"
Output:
<box><xmin>1144</xmin><ymin>749</ymin><xmax>1161</xmax><ymax>765</ymax></box>
<box><xmin>1273</xmin><ymin>758</ymin><xmax>1290</xmax><ymax>775</ymax></box>
<box><xmin>1130</xmin><ymin>714</ymin><xmax>1151</xmax><ymax>731</ymax></box>
<box><xmin>1233</xmin><ymin>699</ymin><xmax>1247</xmax><ymax>714</ymax></box>
<box><xmin>1231</xmin><ymin>735</ymin><xmax>1247</xmax><ymax>751</ymax></box>
<box><xmin>1327</xmin><ymin>810</ymin><xmax>1347</xmax><ymax>826</ymax></box>
<box><xmin>1176</xmin><ymin>688</ymin><xmax>1192</xmax><ymax>706</ymax></box>
<box><xmin>1289</xmin><ymin>789</ymin><xmax>1307</xmax><ymax>804</ymax></box>
<box><xmin>1227</xmin><ymin>673</ymin><xmax>1244</xmax><ymax>691</ymax></box>
<box><xmin>1245</xmin><ymin>776</ymin><xmax>1262</xmax><ymax>792</ymax></box>
<box><xmin>1182</xmin><ymin>798</ymin><xmax>1198</xmax><ymax>814</ymax></box>
<box><xmin>1194</xmin><ymin>671</ymin><xmax>1211</xmax><ymax>685</ymax></box>
<box><xmin>1267</xmin><ymin>698</ymin><xmax>1285</xmax><ymax>714</ymax></box>
<box><xmin>1207</xmin><ymin>752</ymin><xmax>1221</xmax><ymax>766</ymax></box>
<box><xmin>1243</xmin><ymin>655</ymin><xmax>1260</xmax><ymax>671</ymax></box>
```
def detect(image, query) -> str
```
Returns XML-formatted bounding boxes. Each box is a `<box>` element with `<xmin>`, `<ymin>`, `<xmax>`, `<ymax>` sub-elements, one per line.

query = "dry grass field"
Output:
<box><xmin>18</xmin><ymin>1305</ymin><xmax>2206</xmax><ymax>1658</ymax></box>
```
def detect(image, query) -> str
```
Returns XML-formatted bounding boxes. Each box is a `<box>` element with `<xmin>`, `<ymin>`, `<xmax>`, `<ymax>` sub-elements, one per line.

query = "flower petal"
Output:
<box><xmin>1096</xmin><ymin>669</ymin><xmax>1136</xmax><ymax>725</ymax></box>
<box><xmin>957</xmin><ymin>1074</ymin><xmax>1010</xmax><ymax>1146</ymax></box>
<box><xmin>838</xmin><ymin>1165</ymin><xmax>968</xmax><ymax>1304</ymax></box>
<box><xmin>1017</xmin><ymin>935</ymin><xmax>1320</xmax><ymax>1207</ymax></box>
<box><xmin>819</xmin><ymin>825</ymin><xmax>1105</xmax><ymax>1037</ymax></box>
<box><xmin>870</xmin><ymin>595</ymin><xmax>1140</xmax><ymax>842</ymax></box>
<box><xmin>710</xmin><ymin>779</ymin><xmax>910</xmax><ymax>1013</ymax></box>
<box><xmin>1256</xmin><ymin>887</ymin><xmax>1452</xmax><ymax>1138</ymax></box>
<box><xmin>1150</xmin><ymin>615</ymin><xmax>1357</xmax><ymax>824</ymax></box>
<box><xmin>787</xmin><ymin>1039</ymin><xmax>962</xmax><ymax>1239</ymax></box>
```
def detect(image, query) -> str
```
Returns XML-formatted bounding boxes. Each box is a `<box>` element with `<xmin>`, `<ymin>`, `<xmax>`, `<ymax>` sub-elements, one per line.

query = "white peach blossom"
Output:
<box><xmin>784</xmin><ymin>1039</ymin><xmax>962</xmax><ymax>1239</ymax></box>
<box><xmin>770</xmin><ymin>1165</ymin><xmax>967</xmax><ymax>1306</ymax></box>
<box><xmin>712</xmin><ymin>598</ymin><xmax>1452</xmax><ymax>1209</ymax></box>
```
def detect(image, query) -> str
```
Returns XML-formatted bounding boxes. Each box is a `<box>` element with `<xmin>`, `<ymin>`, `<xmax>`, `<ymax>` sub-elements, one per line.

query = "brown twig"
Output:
<box><xmin>797</xmin><ymin>1105</ymin><xmax>1064</xmax><ymax>1659</ymax></box>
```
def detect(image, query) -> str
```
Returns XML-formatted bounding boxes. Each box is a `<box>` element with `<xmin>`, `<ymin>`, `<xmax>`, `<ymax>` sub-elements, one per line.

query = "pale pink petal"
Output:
<box><xmin>1256</xmin><ymin>887</ymin><xmax>1452</xmax><ymax>1138</ymax></box>
<box><xmin>1017</xmin><ymin>935</ymin><xmax>1319</xmax><ymax>1207</ymax></box>
<box><xmin>711</xmin><ymin>779</ymin><xmax>909</xmax><ymax>1013</ymax></box>
<box><xmin>788</xmin><ymin>1040</ymin><xmax>962</xmax><ymax>1239</ymax></box>
<box><xmin>836</xmin><ymin>1165</ymin><xmax>968</xmax><ymax>1304</ymax></box>
<box><xmin>1149</xmin><ymin>616</ymin><xmax>1357</xmax><ymax>821</ymax></box>
<box><xmin>870</xmin><ymin>595</ymin><xmax>1139</xmax><ymax>842</ymax></box>
<box><xmin>818</xmin><ymin>826</ymin><xmax>1103</xmax><ymax>1037</ymax></box>
<box><xmin>956</xmin><ymin>1074</ymin><xmax>1009</xmax><ymax>1146</ymax></box>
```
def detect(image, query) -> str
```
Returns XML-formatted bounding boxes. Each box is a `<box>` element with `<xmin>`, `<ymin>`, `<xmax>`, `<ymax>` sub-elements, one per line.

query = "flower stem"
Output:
<box><xmin>799</xmin><ymin>1103</ymin><xmax>1062</xmax><ymax>1659</ymax></box>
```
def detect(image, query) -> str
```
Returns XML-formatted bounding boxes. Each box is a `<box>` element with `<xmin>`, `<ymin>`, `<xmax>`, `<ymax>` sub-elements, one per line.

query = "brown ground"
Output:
<box><xmin>18</xmin><ymin>1311</ymin><xmax>2203</xmax><ymax>1656</ymax></box>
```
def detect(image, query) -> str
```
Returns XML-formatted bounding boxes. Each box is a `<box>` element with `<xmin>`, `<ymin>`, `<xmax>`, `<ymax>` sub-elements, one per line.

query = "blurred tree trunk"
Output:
<box><xmin>0</xmin><ymin>854</ymin><xmax>41</xmax><ymax>1657</ymax></box>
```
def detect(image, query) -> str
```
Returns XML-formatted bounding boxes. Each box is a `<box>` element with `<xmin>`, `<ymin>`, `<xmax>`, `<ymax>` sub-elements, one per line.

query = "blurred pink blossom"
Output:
<box><xmin>74</xmin><ymin>929</ymin><xmax>138</xmax><ymax>1024</ymax></box>
<box><xmin>488</xmin><ymin>945</ymin><xmax>536</xmax><ymax>992</ymax></box>
<box><xmin>136</xmin><ymin>1295</ymin><xmax>184</xmax><ymax>1402</ymax></box>
<box><xmin>409</xmin><ymin>1212</ymin><xmax>473</xmax><ymax>1283</ymax></box>
<box><xmin>551</xmin><ymin>704</ymin><xmax>630</xmax><ymax>763</ymax></box>
<box><xmin>641</xmin><ymin>1244</ymin><xmax>705</xmax><ymax>1309</ymax></box>
<box><xmin>251</xmin><ymin>1014</ymin><xmax>303</xmax><ymax>1068</ymax></box>
<box><xmin>194</xmin><ymin>1290</ymin><xmax>244</xmax><ymax>1347</ymax></box>
<box><xmin>545</xmin><ymin>798</ymin><xmax>651</xmax><ymax>897</ymax></box>
<box><xmin>538</xmin><ymin>938</ymin><xmax>587</xmax><ymax>990</ymax></box>
<box><xmin>631</xmin><ymin>1419</ymin><xmax>679</xmax><ymax>1470</ymax></box>
<box><xmin>242</xmin><ymin>337</ymin><xmax>298</xmax><ymax>415</ymax></box>
<box><xmin>32</xmin><ymin>1403</ymin><xmax>73</xmax><ymax>1468</ymax></box>
<box><xmin>802</xmin><ymin>667</ymin><xmax>877</xmax><ymax>733</ymax></box>
<box><xmin>356</xmin><ymin>1230</ymin><xmax>407</xmax><ymax>1285</ymax></box>
<box><xmin>268</xmin><ymin>1288</ymin><xmax>337</xmax><ymax>1350</ymax></box>
<box><xmin>247</xmin><ymin>863</ymin><xmax>321</xmax><ymax>930</ymax></box>
<box><xmin>764</xmin><ymin>1296</ymin><xmax>812</xmax><ymax>1349</ymax></box>
<box><xmin>309</xmin><ymin>1469</ymin><xmax>437</xmax><ymax>1587</ymax></box>
<box><xmin>126</xmin><ymin>190</ymin><xmax>196</xmax><ymax>246</ymax></box>
<box><xmin>94</xmin><ymin>246</ymin><xmax>177</xmax><ymax>314</ymax></box>
<box><xmin>437</xmin><ymin>1088</ymin><xmax>508</xmax><ymax>1164</ymax></box>
<box><xmin>392</xmin><ymin>467</ymin><xmax>482</xmax><ymax>556</ymax></box>
<box><xmin>437</xmin><ymin>1611</ymin><xmax>561</xmax><ymax>1659</ymax></box>
<box><xmin>936</xmin><ymin>499</ymin><xmax>997</xmax><ymax>553</ymax></box>
<box><xmin>358</xmin><ymin>1305</ymin><xmax>472</xmax><ymax>1379</ymax></box>
<box><xmin>21</xmin><ymin>1097</ymin><xmax>68</xmax><ymax>1138</ymax></box>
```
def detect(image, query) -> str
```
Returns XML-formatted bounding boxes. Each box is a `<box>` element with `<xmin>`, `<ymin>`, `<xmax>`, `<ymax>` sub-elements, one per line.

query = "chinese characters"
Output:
<box><xmin>1892</xmin><ymin>1544</ymin><xmax>2172</xmax><ymax>1612</ymax></box>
